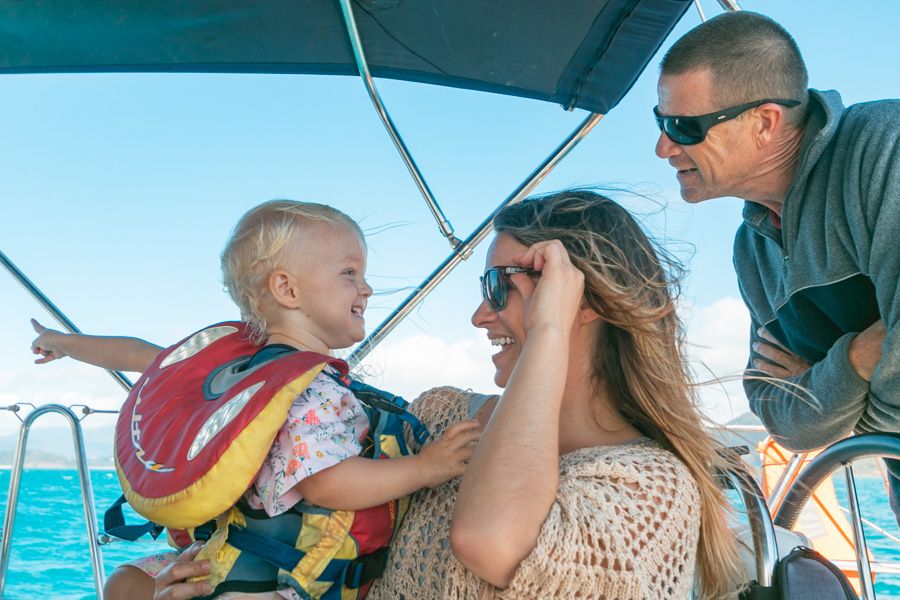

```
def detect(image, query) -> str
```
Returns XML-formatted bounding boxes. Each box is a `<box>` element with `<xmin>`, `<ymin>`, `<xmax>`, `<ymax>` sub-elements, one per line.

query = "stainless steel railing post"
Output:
<box><xmin>0</xmin><ymin>405</ymin><xmax>106</xmax><ymax>599</ymax></box>
<box><xmin>724</xmin><ymin>468</ymin><xmax>779</xmax><ymax>587</ymax></box>
<box><xmin>844</xmin><ymin>464</ymin><xmax>875</xmax><ymax>599</ymax></box>
<box><xmin>766</xmin><ymin>451</ymin><xmax>807</xmax><ymax>510</ymax></box>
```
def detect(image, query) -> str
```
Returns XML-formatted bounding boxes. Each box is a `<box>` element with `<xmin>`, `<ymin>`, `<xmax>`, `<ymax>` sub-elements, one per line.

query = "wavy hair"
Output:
<box><xmin>493</xmin><ymin>189</ymin><xmax>745</xmax><ymax>599</ymax></box>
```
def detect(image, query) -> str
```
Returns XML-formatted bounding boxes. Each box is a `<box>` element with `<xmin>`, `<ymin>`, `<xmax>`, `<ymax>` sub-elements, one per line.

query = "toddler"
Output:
<box><xmin>31</xmin><ymin>200</ymin><xmax>479</xmax><ymax>600</ymax></box>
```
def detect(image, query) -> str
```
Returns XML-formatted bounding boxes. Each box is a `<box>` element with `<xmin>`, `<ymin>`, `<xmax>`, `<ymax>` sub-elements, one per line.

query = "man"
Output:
<box><xmin>654</xmin><ymin>11</ymin><xmax>900</xmax><ymax>515</ymax></box>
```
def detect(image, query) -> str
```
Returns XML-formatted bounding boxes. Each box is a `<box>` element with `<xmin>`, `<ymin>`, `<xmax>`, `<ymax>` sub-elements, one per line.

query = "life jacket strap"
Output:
<box><xmin>226</xmin><ymin>525</ymin><xmax>388</xmax><ymax>589</ymax></box>
<box><xmin>103</xmin><ymin>494</ymin><xmax>164</xmax><ymax>541</ymax></box>
<box><xmin>343</xmin><ymin>546</ymin><xmax>389</xmax><ymax>589</ymax></box>
<box><xmin>345</xmin><ymin>379</ymin><xmax>430</xmax><ymax>445</ymax></box>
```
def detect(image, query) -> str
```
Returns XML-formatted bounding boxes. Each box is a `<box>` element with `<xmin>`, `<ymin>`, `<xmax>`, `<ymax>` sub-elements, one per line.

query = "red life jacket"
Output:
<box><xmin>114</xmin><ymin>322</ymin><xmax>428</xmax><ymax>598</ymax></box>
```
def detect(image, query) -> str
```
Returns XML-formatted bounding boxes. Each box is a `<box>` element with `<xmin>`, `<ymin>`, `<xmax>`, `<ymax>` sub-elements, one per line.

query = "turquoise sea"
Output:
<box><xmin>2</xmin><ymin>469</ymin><xmax>900</xmax><ymax>598</ymax></box>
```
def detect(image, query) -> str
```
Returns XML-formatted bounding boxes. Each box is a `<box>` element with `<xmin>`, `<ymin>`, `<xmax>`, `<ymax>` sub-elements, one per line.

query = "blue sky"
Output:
<box><xmin>1</xmin><ymin>1</ymin><xmax>899</xmax><ymax>447</ymax></box>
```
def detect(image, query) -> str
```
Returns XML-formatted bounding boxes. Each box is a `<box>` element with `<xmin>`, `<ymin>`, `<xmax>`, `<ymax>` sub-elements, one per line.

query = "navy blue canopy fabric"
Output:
<box><xmin>0</xmin><ymin>0</ymin><xmax>691</xmax><ymax>114</ymax></box>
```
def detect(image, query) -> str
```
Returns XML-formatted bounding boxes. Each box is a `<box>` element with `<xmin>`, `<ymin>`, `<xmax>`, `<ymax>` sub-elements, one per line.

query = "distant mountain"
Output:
<box><xmin>0</xmin><ymin>425</ymin><xmax>115</xmax><ymax>468</ymax></box>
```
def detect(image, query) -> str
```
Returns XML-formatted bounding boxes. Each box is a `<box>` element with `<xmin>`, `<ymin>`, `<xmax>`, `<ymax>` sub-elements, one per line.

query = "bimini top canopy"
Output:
<box><xmin>0</xmin><ymin>0</ymin><xmax>691</xmax><ymax>114</ymax></box>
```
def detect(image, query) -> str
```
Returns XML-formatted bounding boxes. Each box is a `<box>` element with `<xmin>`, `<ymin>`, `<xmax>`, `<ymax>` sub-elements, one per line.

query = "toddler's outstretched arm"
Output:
<box><xmin>295</xmin><ymin>419</ymin><xmax>481</xmax><ymax>511</ymax></box>
<box><xmin>30</xmin><ymin>318</ymin><xmax>162</xmax><ymax>373</ymax></box>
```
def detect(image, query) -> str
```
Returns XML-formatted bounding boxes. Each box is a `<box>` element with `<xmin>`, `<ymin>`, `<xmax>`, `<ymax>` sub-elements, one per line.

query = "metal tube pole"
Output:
<box><xmin>693</xmin><ymin>0</ymin><xmax>707</xmax><ymax>22</ymax></box>
<box><xmin>0</xmin><ymin>249</ymin><xmax>133</xmax><ymax>393</ymax></box>
<box><xmin>844</xmin><ymin>464</ymin><xmax>875</xmax><ymax>599</ymax></box>
<box><xmin>725</xmin><ymin>468</ymin><xmax>779</xmax><ymax>586</ymax></box>
<box><xmin>348</xmin><ymin>111</ymin><xmax>603</xmax><ymax>366</ymax></box>
<box><xmin>0</xmin><ymin>405</ymin><xmax>106</xmax><ymax>599</ymax></box>
<box><xmin>716</xmin><ymin>0</ymin><xmax>742</xmax><ymax>10</ymax></box>
<box><xmin>337</xmin><ymin>0</ymin><xmax>461</xmax><ymax>249</ymax></box>
<box><xmin>766</xmin><ymin>451</ymin><xmax>807</xmax><ymax>511</ymax></box>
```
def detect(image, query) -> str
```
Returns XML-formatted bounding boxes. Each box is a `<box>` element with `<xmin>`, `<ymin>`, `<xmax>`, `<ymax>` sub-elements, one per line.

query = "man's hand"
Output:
<box><xmin>848</xmin><ymin>319</ymin><xmax>886</xmax><ymax>382</ymax></box>
<box><xmin>751</xmin><ymin>327</ymin><xmax>811</xmax><ymax>378</ymax></box>
<box><xmin>417</xmin><ymin>420</ymin><xmax>481</xmax><ymax>488</ymax></box>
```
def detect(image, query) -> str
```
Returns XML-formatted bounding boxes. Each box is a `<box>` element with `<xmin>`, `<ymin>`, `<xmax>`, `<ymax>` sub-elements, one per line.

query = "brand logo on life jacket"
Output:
<box><xmin>130</xmin><ymin>380</ymin><xmax>175</xmax><ymax>473</ymax></box>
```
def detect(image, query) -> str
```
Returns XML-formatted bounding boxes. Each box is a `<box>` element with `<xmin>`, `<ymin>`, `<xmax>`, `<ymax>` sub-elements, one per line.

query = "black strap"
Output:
<box><xmin>343</xmin><ymin>546</ymin><xmax>389</xmax><ymax>588</ymax></box>
<box><xmin>102</xmin><ymin>494</ymin><xmax>164</xmax><ymax>541</ymax></box>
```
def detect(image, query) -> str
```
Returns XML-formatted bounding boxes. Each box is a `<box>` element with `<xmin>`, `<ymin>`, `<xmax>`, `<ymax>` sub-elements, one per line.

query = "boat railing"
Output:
<box><xmin>0</xmin><ymin>404</ymin><xmax>108</xmax><ymax>600</ymax></box>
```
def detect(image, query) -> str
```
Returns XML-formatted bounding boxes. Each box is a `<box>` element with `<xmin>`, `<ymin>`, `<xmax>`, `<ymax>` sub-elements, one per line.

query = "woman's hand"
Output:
<box><xmin>513</xmin><ymin>240</ymin><xmax>585</xmax><ymax>335</ymax></box>
<box><xmin>30</xmin><ymin>318</ymin><xmax>70</xmax><ymax>364</ymax></box>
<box><xmin>153</xmin><ymin>544</ymin><xmax>212</xmax><ymax>600</ymax></box>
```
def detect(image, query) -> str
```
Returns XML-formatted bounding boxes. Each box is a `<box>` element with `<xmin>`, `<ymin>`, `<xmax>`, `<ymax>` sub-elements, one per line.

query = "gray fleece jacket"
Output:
<box><xmin>734</xmin><ymin>89</ymin><xmax>900</xmax><ymax>451</ymax></box>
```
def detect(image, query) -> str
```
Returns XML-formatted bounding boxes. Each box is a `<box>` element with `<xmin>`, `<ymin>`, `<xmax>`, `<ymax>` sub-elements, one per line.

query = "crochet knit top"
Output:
<box><xmin>366</xmin><ymin>386</ymin><xmax>701</xmax><ymax>600</ymax></box>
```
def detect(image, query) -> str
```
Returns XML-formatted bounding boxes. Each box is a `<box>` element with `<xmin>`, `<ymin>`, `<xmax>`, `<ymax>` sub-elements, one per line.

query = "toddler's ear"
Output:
<box><xmin>268</xmin><ymin>269</ymin><xmax>301</xmax><ymax>308</ymax></box>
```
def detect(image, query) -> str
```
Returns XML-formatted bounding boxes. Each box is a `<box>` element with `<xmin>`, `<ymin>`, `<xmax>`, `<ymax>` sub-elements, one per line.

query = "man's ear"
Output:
<box><xmin>752</xmin><ymin>104</ymin><xmax>785</xmax><ymax>147</ymax></box>
<box><xmin>268</xmin><ymin>269</ymin><xmax>302</xmax><ymax>309</ymax></box>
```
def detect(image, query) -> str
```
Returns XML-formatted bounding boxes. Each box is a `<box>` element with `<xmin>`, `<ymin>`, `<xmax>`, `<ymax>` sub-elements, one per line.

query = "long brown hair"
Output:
<box><xmin>494</xmin><ymin>189</ymin><xmax>745</xmax><ymax>599</ymax></box>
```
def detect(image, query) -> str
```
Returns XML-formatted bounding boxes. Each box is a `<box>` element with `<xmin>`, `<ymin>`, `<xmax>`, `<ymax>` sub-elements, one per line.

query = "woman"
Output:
<box><xmin>154</xmin><ymin>190</ymin><xmax>746</xmax><ymax>599</ymax></box>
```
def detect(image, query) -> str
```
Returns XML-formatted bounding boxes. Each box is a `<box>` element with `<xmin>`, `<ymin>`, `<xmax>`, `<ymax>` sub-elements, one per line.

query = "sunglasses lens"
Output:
<box><xmin>666</xmin><ymin>117</ymin><xmax>704</xmax><ymax>145</ymax></box>
<box><xmin>480</xmin><ymin>268</ymin><xmax>505</xmax><ymax>310</ymax></box>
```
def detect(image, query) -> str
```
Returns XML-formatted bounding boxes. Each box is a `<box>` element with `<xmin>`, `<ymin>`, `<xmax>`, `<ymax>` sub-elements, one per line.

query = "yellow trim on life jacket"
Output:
<box><xmin>192</xmin><ymin>507</ymin><xmax>246</xmax><ymax>588</ymax></box>
<box><xmin>115</xmin><ymin>364</ymin><xmax>327</xmax><ymax>529</ymax></box>
<box><xmin>292</xmin><ymin>510</ymin><xmax>356</xmax><ymax>588</ymax></box>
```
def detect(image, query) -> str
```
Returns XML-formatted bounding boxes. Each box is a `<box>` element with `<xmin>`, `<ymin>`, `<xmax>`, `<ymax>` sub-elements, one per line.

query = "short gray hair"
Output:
<box><xmin>660</xmin><ymin>12</ymin><xmax>808</xmax><ymax>123</ymax></box>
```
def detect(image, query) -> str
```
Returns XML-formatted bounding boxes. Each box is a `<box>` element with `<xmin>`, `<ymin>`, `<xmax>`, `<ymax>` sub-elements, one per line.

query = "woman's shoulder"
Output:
<box><xmin>560</xmin><ymin>439</ymin><xmax>699</xmax><ymax>502</ymax></box>
<box><xmin>408</xmin><ymin>386</ymin><xmax>483</xmax><ymax>431</ymax></box>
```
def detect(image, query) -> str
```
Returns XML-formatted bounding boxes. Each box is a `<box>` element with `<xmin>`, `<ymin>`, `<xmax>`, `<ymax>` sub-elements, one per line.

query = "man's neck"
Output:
<box><xmin>742</xmin><ymin>125</ymin><xmax>805</xmax><ymax>217</ymax></box>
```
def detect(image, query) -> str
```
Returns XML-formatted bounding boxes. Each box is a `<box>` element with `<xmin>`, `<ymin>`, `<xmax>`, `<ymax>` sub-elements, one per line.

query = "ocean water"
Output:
<box><xmin>2</xmin><ymin>470</ymin><xmax>900</xmax><ymax>598</ymax></box>
<box><xmin>0</xmin><ymin>469</ymin><xmax>170</xmax><ymax>600</ymax></box>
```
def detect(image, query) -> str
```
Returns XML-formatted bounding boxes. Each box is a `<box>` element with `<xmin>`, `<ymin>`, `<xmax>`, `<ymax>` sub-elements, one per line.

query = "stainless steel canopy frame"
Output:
<box><xmin>347</xmin><ymin>111</ymin><xmax>603</xmax><ymax>366</ymax></box>
<box><xmin>337</xmin><ymin>0</ymin><xmax>462</xmax><ymax>250</ymax></box>
<box><xmin>0</xmin><ymin>249</ymin><xmax>133</xmax><ymax>393</ymax></box>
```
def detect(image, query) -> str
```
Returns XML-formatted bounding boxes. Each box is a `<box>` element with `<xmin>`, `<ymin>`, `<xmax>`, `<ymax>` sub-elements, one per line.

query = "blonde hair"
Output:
<box><xmin>221</xmin><ymin>200</ymin><xmax>364</xmax><ymax>343</ymax></box>
<box><xmin>494</xmin><ymin>190</ymin><xmax>745</xmax><ymax>599</ymax></box>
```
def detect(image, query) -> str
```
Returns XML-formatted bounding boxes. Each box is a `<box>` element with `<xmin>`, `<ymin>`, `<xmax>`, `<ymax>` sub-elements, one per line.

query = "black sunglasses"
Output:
<box><xmin>480</xmin><ymin>266</ymin><xmax>538</xmax><ymax>311</ymax></box>
<box><xmin>653</xmin><ymin>98</ymin><xmax>801</xmax><ymax>145</ymax></box>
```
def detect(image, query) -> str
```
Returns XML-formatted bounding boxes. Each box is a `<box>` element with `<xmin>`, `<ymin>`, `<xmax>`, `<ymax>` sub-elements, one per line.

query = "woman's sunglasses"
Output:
<box><xmin>480</xmin><ymin>266</ymin><xmax>538</xmax><ymax>311</ymax></box>
<box><xmin>653</xmin><ymin>98</ymin><xmax>801</xmax><ymax>145</ymax></box>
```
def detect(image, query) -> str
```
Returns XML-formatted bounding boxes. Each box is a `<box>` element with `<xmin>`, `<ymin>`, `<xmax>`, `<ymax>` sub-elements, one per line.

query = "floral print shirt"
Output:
<box><xmin>244</xmin><ymin>368</ymin><xmax>370</xmax><ymax>517</ymax></box>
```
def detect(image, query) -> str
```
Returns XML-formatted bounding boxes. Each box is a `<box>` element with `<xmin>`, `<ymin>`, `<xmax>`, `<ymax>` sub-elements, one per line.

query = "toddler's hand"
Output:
<box><xmin>418</xmin><ymin>419</ymin><xmax>481</xmax><ymax>488</ymax></box>
<box><xmin>30</xmin><ymin>318</ymin><xmax>69</xmax><ymax>364</ymax></box>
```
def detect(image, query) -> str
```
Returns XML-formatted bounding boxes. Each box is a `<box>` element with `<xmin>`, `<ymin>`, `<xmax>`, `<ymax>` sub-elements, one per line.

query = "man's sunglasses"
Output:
<box><xmin>653</xmin><ymin>98</ymin><xmax>801</xmax><ymax>145</ymax></box>
<box><xmin>480</xmin><ymin>266</ymin><xmax>538</xmax><ymax>311</ymax></box>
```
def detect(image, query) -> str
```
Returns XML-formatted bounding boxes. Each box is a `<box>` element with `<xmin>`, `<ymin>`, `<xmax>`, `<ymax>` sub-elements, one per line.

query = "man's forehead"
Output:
<box><xmin>657</xmin><ymin>68</ymin><xmax>717</xmax><ymax>114</ymax></box>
